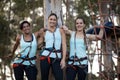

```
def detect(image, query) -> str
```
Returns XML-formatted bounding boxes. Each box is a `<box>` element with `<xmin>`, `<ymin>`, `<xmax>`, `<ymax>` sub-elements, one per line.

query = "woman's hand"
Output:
<box><xmin>60</xmin><ymin>58</ymin><xmax>66</xmax><ymax>69</ymax></box>
<box><xmin>61</xmin><ymin>25</ymin><xmax>72</xmax><ymax>35</ymax></box>
<box><xmin>62</xmin><ymin>25</ymin><xmax>68</xmax><ymax>31</ymax></box>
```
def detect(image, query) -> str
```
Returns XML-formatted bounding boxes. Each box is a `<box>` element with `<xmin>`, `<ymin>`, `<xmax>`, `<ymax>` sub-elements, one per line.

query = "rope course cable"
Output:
<box><xmin>87</xmin><ymin>0</ymin><xmax>120</xmax><ymax>80</ymax></box>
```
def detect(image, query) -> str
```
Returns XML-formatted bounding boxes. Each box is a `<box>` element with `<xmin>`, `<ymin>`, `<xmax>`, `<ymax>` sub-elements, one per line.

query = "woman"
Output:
<box><xmin>39</xmin><ymin>13</ymin><xmax>66</xmax><ymax>80</ymax></box>
<box><xmin>62</xmin><ymin>17</ymin><xmax>104</xmax><ymax>80</ymax></box>
<box><xmin>9</xmin><ymin>21</ymin><xmax>41</xmax><ymax>80</ymax></box>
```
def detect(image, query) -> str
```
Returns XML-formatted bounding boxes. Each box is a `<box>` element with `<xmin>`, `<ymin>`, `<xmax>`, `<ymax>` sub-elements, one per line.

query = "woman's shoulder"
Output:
<box><xmin>15</xmin><ymin>34</ymin><xmax>22</xmax><ymax>42</ymax></box>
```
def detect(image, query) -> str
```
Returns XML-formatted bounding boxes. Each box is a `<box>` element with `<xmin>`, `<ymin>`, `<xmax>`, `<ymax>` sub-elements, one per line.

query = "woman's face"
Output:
<box><xmin>48</xmin><ymin>15</ymin><xmax>57</xmax><ymax>27</ymax></box>
<box><xmin>75</xmin><ymin>19</ymin><xmax>85</xmax><ymax>31</ymax></box>
<box><xmin>22</xmin><ymin>23</ymin><xmax>31</xmax><ymax>34</ymax></box>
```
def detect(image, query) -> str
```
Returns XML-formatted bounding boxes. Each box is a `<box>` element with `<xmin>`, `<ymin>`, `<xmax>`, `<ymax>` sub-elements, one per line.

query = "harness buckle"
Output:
<box><xmin>53</xmin><ymin>49</ymin><xmax>56</xmax><ymax>52</ymax></box>
<box><xmin>74</xmin><ymin>55</ymin><xmax>79</xmax><ymax>61</ymax></box>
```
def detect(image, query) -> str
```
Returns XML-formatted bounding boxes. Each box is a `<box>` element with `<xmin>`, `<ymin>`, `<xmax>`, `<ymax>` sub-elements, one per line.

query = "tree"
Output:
<box><xmin>44</xmin><ymin>0</ymin><xmax>63</xmax><ymax>27</ymax></box>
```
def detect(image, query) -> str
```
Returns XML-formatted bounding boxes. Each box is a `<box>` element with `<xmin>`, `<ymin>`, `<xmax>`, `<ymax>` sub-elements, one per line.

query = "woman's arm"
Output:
<box><xmin>60</xmin><ymin>28</ymin><xmax>67</xmax><ymax>69</ymax></box>
<box><xmin>87</xmin><ymin>25</ymin><xmax>104</xmax><ymax>40</ymax></box>
<box><xmin>61</xmin><ymin>25</ymin><xmax>72</xmax><ymax>35</ymax></box>
<box><xmin>34</xmin><ymin>28</ymin><xmax>45</xmax><ymax>48</ymax></box>
<box><xmin>8</xmin><ymin>34</ymin><xmax>21</xmax><ymax>57</ymax></box>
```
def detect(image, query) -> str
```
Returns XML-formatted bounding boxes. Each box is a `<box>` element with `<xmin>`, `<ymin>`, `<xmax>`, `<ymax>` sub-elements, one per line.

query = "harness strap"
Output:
<box><xmin>67</xmin><ymin>56</ymin><xmax>87</xmax><ymax>69</ymax></box>
<box><xmin>17</xmin><ymin>34</ymin><xmax>35</xmax><ymax>65</ymax></box>
<box><xmin>68</xmin><ymin>56</ymin><xmax>87</xmax><ymax>62</ymax></box>
<box><xmin>18</xmin><ymin>41</ymin><xmax>34</xmax><ymax>65</ymax></box>
<box><xmin>40</xmin><ymin>49</ymin><xmax>52</xmax><ymax>64</ymax></box>
<box><xmin>13</xmin><ymin>63</ymin><xmax>23</xmax><ymax>68</ymax></box>
<box><xmin>13</xmin><ymin>63</ymin><xmax>36</xmax><ymax>68</ymax></box>
<box><xmin>40</xmin><ymin>28</ymin><xmax>62</xmax><ymax>64</ymax></box>
<box><xmin>67</xmin><ymin>64</ymin><xmax>87</xmax><ymax>70</ymax></box>
<box><xmin>19</xmin><ymin>56</ymin><xmax>36</xmax><ymax>60</ymax></box>
<box><xmin>68</xmin><ymin>65</ymin><xmax>77</xmax><ymax>70</ymax></box>
<box><xmin>40</xmin><ymin>56</ymin><xmax>51</xmax><ymax>64</ymax></box>
<box><xmin>40</xmin><ymin>48</ymin><xmax>62</xmax><ymax>64</ymax></box>
<box><xmin>68</xmin><ymin>32</ymin><xmax>87</xmax><ymax>68</ymax></box>
<box><xmin>19</xmin><ymin>56</ymin><xmax>36</xmax><ymax>65</ymax></box>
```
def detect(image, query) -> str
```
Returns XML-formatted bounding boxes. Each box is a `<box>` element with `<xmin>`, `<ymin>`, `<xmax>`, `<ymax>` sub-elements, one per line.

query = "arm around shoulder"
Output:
<box><xmin>34</xmin><ymin>27</ymin><xmax>45</xmax><ymax>39</ymax></box>
<box><xmin>61</xmin><ymin>25</ymin><xmax>72</xmax><ymax>35</ymax></box>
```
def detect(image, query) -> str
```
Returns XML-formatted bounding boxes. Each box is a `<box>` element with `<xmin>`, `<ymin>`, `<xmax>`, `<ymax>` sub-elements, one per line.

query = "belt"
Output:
<box><xmin>68</xmin><ymin>56</ymin><xmax>87</xmax><ymax>62</ymax></box>
<box><xmin>13</xmin><ymin>63</ymin><xmax>36</xmax><ymax>68</ymax></box>
<box><xmin>44</xmin><ymin>48</ymin><xmax>61</xmax><ymax>53</ymax></box>
<box><xmin>19</xmin><ymin>56</ymin><xmax>36</xmax><ymax>60</ymax></box>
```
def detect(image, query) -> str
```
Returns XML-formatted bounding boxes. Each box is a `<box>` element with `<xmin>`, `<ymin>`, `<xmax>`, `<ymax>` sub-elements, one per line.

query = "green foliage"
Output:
<box><xmin>66</xmin><ymin>15</ymin><xmax>75</xmax><ymax>30</ymax></box>
<box><xmin>74</xmin><ymin>0</ymin><xmax>93</xmax><ymax>27</ymax></box>
<box><xmin>0</xmin><ymin>16</ymin><xmax>9</xmax><ymax>43</ymax></box>
<box><xmin>0</xmin><ymin>15</ymin><xmax>11</xmax><ymax>59</ymax></box>
<box><xmin>27</xmin><ymin>0</ymin><xmax>43</xmax><ymax>10</ymax></box>
<box><xmin>32</xmin><ymin>16</ymin><xmax>44</xmax><ymax>32</ymax></box>
<box><xmin>12</xmin><ymin>0</ymin><xmax>30</xmax><ymax>18</ymax></box>
<box><xmin>64</xmin><ymin>0</ymin><xmax>98</xmax><ymax>30</ymax></box>
<box><xmin>12</xmin><ymin>0</ymin><xmax>43</xmax><ymax>19</ymax></box>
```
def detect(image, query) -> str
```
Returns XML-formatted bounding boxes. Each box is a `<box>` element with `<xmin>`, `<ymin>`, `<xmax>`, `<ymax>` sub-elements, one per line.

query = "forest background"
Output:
<box><xmin>0</xmin><ymin>0</ymin><xmax>120</xmax><ymax>80</ymax></box>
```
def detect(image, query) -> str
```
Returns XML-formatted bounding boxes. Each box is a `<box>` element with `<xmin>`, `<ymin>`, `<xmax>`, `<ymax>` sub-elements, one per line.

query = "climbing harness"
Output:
<box><xmin>13</xmin><ymin>35</ymin><xmax>36</xmax><ymax>67</ymax></box>
<box><xmin>40</xmin><ymin>28</ymin><xmax>62</xmax><ymax>64</ymax></box>
<box><xmin>67</xmin><ymin>32</ymin><xmax>88</xmax><ymax>70</ymax></box>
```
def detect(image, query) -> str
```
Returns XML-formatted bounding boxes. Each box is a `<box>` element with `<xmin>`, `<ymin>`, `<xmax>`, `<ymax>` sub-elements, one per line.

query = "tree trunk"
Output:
<box><xmin>44</xmin><ymin>0</ymin><xmax>63</xmax><ymax>27</ymax></box>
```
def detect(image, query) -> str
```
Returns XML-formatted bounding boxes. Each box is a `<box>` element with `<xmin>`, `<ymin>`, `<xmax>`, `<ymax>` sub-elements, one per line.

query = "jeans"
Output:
<box><xmin>13</xmin><ymin>64</ymin><xmax>37</xmax><ymax>80</ymax></box>
<box><xmin>40</xmin><ymin>58</ymin><xmax>63</xmax><ymax>80</ymax></box>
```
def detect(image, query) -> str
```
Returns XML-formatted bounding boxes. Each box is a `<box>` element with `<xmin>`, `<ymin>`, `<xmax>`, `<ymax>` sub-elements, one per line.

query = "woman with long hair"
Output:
<box><xmin>63</xmin><ymin>17</ymin><xmax>104</xmax><ymax>80</ymax></box>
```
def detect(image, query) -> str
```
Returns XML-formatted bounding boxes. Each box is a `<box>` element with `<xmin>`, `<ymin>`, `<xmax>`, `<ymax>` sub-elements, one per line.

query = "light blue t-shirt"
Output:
<box><xmin>41</xmin><ymin>28</ymin><xmax>62</xmax><ymax>58</ymax></box>
<box><xmin>68</xmin><ymin>31</ymin><xmax>88</xmax><ymax>65</ymax></box>
<box><xmin>13</xmin><ymin>33</ymin><xmax>37</xmax><ymax>65</ymax></box>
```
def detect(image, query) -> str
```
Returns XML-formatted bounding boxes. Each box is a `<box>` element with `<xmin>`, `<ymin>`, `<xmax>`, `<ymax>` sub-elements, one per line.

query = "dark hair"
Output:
<box><xmin>20</xmin><ymin>21</ymin><xmax>30</xmax><ymax>30</ymax></box>
<box><xmin>48</xmin><ymin>13</ymin><xmax>58</xmax><ymax>19</ymax></box>
<box><xmin>75</xmin><ymin>17</ymin><xmax>85</xmax><ymax>24</ymax></box>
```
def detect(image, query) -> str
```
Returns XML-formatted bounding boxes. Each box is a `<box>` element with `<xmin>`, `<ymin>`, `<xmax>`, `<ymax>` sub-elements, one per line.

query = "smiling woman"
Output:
<box><xmin>11</xmin><ymin>21</ymin><xmax>38</xmax><ymax>80</ymax></box>
<box><xmin>48</xmin><ymin>13</ymin><xmax>58</xmax><ymax>29</ymax></box>
<box><xmin>62</xmin><ymin>17</ymin><xmax>104</xmax><ymax>80</ymax></box>
<box><xmin>39</xmin><ymin>13</ymin><xmax>67</xmax><ymax>80</ymax></box>
<box><xmin>7</xmin><ymin>20</ymin><xmax>43</xmax><ymax>80</ymax></box>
